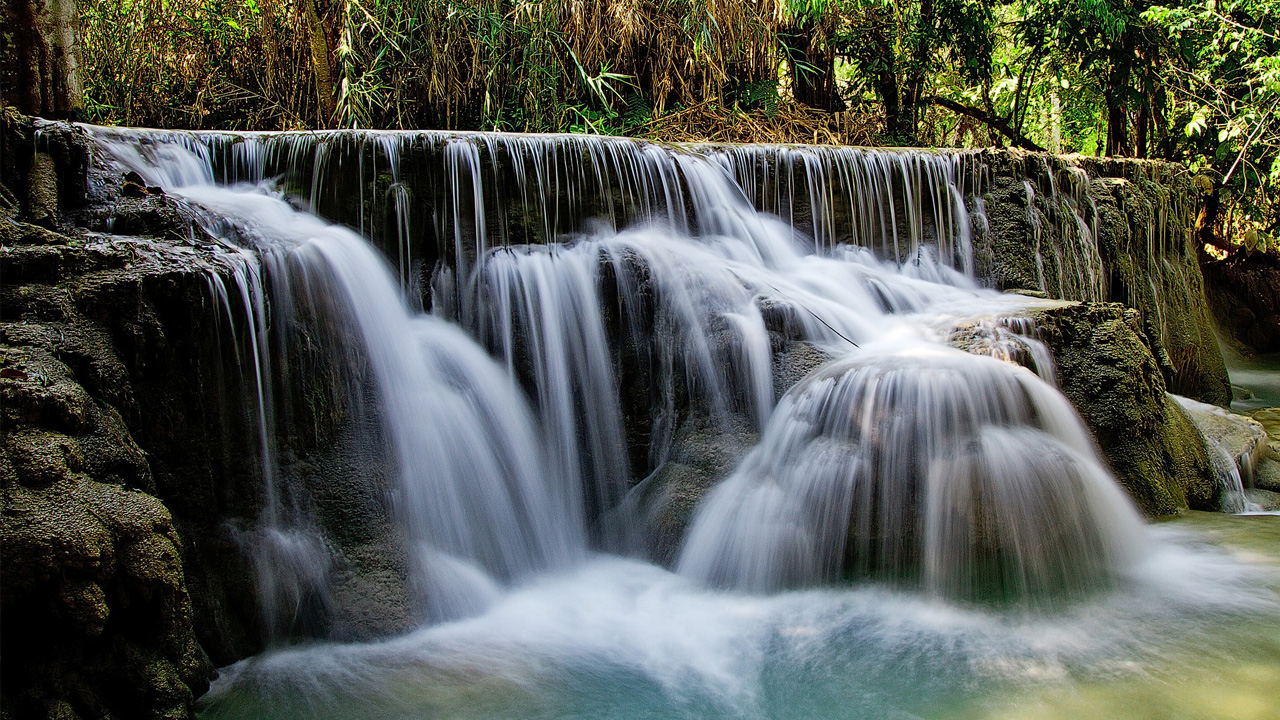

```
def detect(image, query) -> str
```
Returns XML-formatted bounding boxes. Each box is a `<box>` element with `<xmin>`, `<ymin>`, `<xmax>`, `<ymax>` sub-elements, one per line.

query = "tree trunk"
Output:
<box><xmin>2</xmin><ymin>0</ymin><xmax>83</xmax><ymax>118</ymax></box>
<box><xmin>1134</xmin><ymin>100</ymin><xmax>1150</xmax><ymax>159</ymax></box>
<box><xmin>782</xmin><ymin>19</ymin><xmax>843</xmax><ymax>112</ymax></box>
<box><xmin>304</xmin><ymin>0</ymin><xmax>337</xmax><ymax>127</ymax></box>
<box><xmin>1049</xmin><ymin>87</ymin><xmax>1062</xmax><ymax>153</ymax></box>
<box><xmin>900</xmin><ymin>0</ymin><xmax>935</xmax><ymax>140</ymax></box>
<box><xmin>1197</xmin><ymin>183</ymin><xmax>1224</xmax><ymax>253</ymax></box>
<box><xmin>867</xmin><ymin>15</ymin><xmax>908</xmax><ymax>142</ymax></box>
<box><xmin>1104</xmin><ymin>87</ymin><xmax>1130</xmax><ymax>157</ymax></box>
<box><xmin>1104</xmin><ymin>39</ymin><xmax>1134</xmax><ymax>157</ymax></box>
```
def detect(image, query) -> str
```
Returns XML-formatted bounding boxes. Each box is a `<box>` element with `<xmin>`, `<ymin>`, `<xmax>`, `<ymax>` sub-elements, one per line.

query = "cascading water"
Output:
<box><xmin>677</xmin><ymin>346</ymin><xmax>1145</xmax><ymax>601</ymax></box>
<box><xmin>75</xmin><ymin>124</ymin><xmax>1277</xmax><ymax>720</ymax></box>
<box><xmin>97</xmin><ymin>133</ymin><xmax>585</xmax><ymax>630</ymax></box>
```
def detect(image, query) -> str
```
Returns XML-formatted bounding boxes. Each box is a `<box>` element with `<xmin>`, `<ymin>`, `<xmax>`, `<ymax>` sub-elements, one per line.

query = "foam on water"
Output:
<box><xmin>199</xmin><ymin>526</ymin><xmax>1278</xmax><ymax>720</ymax></box>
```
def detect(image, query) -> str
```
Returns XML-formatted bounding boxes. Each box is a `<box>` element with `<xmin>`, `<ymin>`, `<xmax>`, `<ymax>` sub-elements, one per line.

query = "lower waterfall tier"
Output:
<box><xmin>678</xmin><ymin>349</ymin><xmax>1146</xmax><ymax>602</ymax></box>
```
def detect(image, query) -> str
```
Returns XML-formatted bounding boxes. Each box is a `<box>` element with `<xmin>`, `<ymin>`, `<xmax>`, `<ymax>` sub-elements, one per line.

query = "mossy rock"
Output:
<box><xmin>975</xmin><ymin>152</ymin><xmax>1230</xmax><ymax>406</ymax></box>
<box><xmin>1032</xmin><ymin>302</ymin><xmax>1219</xmax><ymax>515</ymax></box>
<box><xmin>631</xmin><ymin>413</ymin><xmax>758</xmax><ymax>566</ymax></box>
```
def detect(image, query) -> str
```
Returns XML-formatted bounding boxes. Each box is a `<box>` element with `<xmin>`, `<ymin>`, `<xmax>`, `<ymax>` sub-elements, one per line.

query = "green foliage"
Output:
<box><xmin>80</xmin><ymin>0</ymin><xmax>314</xmax><ymax>128</ymax></box>
<box><xmin>833</xmin><ymin>0</ymin><xmax>998</xmax><ymax>143</ymax></box>
<box><xmin>1144</xmin><ymin>0</ymin><xmax>1278</xmax><ymax>237</ymax></box>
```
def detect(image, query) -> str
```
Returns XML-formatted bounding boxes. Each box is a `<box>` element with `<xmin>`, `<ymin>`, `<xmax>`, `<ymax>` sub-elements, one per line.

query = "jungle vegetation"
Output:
<box><xmin>8</xmin><ymin>0</ymin><xmax>1280</xmax><ymax>249</ymax></box>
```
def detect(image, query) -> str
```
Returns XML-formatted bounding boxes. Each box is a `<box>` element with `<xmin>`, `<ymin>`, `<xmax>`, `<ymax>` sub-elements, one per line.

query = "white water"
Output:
<box><xmin>678</xmin><ymin>348</ymin><xmax>1146</xmax><ymax>601</ymax></box>
<box><xmin>81</xmin><ymin>125</ymin><xmax>1278</xmax><ymax>719</ymax></box>
<box><xmin>101</xmin><ymin>135</ymin><xmax>585</xmax><ymax>628</ymax></box>
<box><xmin>198</xmin><ymin>528</ymin><xmax>1277</xmax><ymax>720</ymax></box>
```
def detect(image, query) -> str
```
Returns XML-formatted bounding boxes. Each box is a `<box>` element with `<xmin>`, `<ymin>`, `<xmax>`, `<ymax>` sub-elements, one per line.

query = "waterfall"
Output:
<box><xmin>84</xmin><ymin>123</ymin><xmax>1158</xmax><ymax>627</ymax></box>
<box><xmin>1173</xmin><ymin>396</ymin><xmax>1265</xmax><ymax>515</ymax></box>
<box><xmin>676</xmin><ymin>346</ymin><xmax>1146</xmax><ymax>602</ymax></box>
<box><xmin>95</xmin><ymin>133</ymin><xmax>586</xmax><ymax>632</ymax></box>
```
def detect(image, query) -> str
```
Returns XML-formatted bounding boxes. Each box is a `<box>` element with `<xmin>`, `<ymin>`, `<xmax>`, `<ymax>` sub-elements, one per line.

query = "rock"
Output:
<box><xmin>4</xmin><ymin>429</ymin><xmax>83</xmax><ymax>487</ymax></box>
<box><xmin>1255</xmin><ymin>458</ymin><xmax>1280</xmax><ymax>494</ymax></box>
<box><xmin>25</xmin><ymin>153</ymin><xmax>61</xmax><ymax>228</ymax></box>
<box><xmin>976</xmin><ymin>152</ymin><xmax>1230</xmax><ymax>406</ymax></box>
<box><xmin>1004</xmin><ymin>288</ymin><xmax>1049</xmax><ymax>298</ymax></box>
<box><xmin>2</xmin><ymin>114</ymin><xmax>424</xmax><ymax>719</ymax></box>
<box><xmin>1173</xmin><ymin>396</ymin><xmax>1269</xmax><ymax>481</ymax></box>
<box><xmin>1244</xmin><ymin>408</ymin><xmax>1280</xmax><ymax>493</ymax></box>
<box><xmin>770</xmin><ymin>340</ymin><xmax>837</xmax><ymax>400</ymax></box>
<box><xmin>630</xmin><ymin>337</ymin><xmax>842</xmax><ymax>566</ymax></box>
<box><xmin>1032</xmin><ymin>302</ymin><xmax>1219</xmax><ymax>515</ymax></box>
<box><xmin>2</xmin><ymin>117</ymin><xmax>224</xmax><ymax>718</ymax></box>
<box><xmin>0</xmin><ymin>477</ymin><xmax>214</xmax><ymax>719</ymax></box>
<box><xmin>1244</xmin><ymin>488</ymin><xmax>1280</xmax><ymax>512</ymax></box>
<box><xmin>631</xmin><ymin>414</ymin><xmax>758</xmax><ymax>566</ymax></box>
<box><xmin>1247</xmin><ymin>407</ymin><xmax>1280</xmax><ymax>455</ymax></box>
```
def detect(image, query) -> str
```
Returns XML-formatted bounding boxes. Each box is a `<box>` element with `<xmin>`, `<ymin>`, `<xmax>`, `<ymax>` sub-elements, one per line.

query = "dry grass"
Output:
<box><xmin>642</xmin><ymin>100</ymin><xmax>880</xmax><ymax>145</ymax></box>
<box><xmin>78</xmin><ymin>0</ymin><xmax>851</xmax><ymax>136</ymax></box>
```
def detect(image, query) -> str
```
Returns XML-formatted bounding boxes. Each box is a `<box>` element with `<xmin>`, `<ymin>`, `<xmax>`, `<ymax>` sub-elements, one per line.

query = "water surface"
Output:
<box><xmin>201</xmin><ymin>513</ymin><xmax>1280</xmax><ymax>720</ymax></box>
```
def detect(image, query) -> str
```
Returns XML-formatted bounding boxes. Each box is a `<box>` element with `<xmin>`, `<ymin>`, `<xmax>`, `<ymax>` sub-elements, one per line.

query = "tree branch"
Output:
<box><xmin>926</xmin><ymin>96</ymin><xmax>1046</xmax><ymax>151</ymax></box>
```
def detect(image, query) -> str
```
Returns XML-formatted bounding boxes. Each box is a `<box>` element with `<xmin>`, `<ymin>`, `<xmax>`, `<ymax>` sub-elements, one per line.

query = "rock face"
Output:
<box><xmin>633</xmin><ymin>414</ymin><xmax>758</xmax><ymax>566</ymax></box>
<box><xmin>2</xmin><ymin>115</ymin><xmax>222</xmax><ymax>718</ymax></box>
<box><xmin>1032</xmin><ymin>303</ymin><xmax>1219</xmax><ymax>515</ymax></box>
<box><xmin>976</xmin><ymin>152</ymin><xmax>1230</xmax><ymax>406</ymax></box>
<box><xmin>1</xmin><ymin>476</ymin><xmax>210</xmax><ymax>718</ymax></box>
<box><xmin>2</xmin><ymin>114</ymin><xmax>421</xmax><ymax>720</ymax></box>
<box><xmin>3</xmin><ymin>112</ymin><xmax>428</xmax><ymax>720</ymax></box>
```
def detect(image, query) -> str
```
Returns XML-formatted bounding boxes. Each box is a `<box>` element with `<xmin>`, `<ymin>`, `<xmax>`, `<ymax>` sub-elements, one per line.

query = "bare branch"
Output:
<box><xmin>926</xmin><ymin>95</ymin><xmax>1047</xmax><ymax>151</ymax></box>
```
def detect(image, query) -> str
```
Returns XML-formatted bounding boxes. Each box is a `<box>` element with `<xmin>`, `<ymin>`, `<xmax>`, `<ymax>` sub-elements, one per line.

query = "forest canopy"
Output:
<box><xmin>11</xmin><ymin>0</ymin><xmax>1280</xmax><ymax>246</ymax></box>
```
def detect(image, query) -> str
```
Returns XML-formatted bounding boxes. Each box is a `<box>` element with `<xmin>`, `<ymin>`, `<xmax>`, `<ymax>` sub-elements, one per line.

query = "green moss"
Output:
<box><xmin>977</xmin><ymin>152</ymin><xmax>1230</xmax><ymax>406</ymax></box>
<box><xmin>1033</xmin><ymin>302</ymin><xmax>1219</xmax><ymax>515</ymax></box>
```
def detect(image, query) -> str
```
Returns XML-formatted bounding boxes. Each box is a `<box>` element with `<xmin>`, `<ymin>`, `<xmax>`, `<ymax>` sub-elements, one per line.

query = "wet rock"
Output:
<box><xmin>977</xmin><ymin>152</ymin><xmax>1230</xmax><ymax>406</ymax></box>
<box><xmin>4</xmin><ymin>429</ymin><xmax>83</xmax><ymax>487</ymax></box>
<box><xmin>2</xmin><ymin>117</ymin><xmax>225</xmax><ymax>718</ymax></box>
<box><xmin>1032</xmin><ymin>302</ymin><xmax>1219</xmax><ymax>515</ymax></box>
<box><xmin>1174</xmin><ymin>396</ymin><xmax>1269</xmax><ymax>481</ymax></box>
<box><xmin>26</xmin><ymin>152</ymin><xmax>61</xmax><ymax>227</ymax></box>
<box><xmin>1</xmin><ymin>478</ymin><xmax>214</xmax><ymax>719</ymax></box>
<box><xmin>1246</xmin><ymin>407</ymin><xmax>1280</xmax><ymax>453</ymax></box>
<box><xmin>634</xmin><ymin>340</ymin><xmax>837</xmax><ymax>565</ymax></box>
<box><xmin>1004</xmin><ymin>288</ymin><xmax>1049</xmax><ymax>298</ymax></box>
<box><xmin>1244</xmin><ymin>408</ymin><xmax>1280</xmax><ymax>493</ymax></box>
<box><xmin>632</xmin><ymin>414</ymin><xmax>758</xmax><ymax>566</ymax></box>
<box><xmin>1255</xmin><ymin>460</ymin><xmax>1280</xmax><ymax>494</ymax></box>
<box><xmin>1244</xmin><ymin>488</ymin><xmax>1280</xmax><ymax>512</ymax></box>
<box><xmin>4</xmin><ymin>114</ymin><xmax>430</xmax><ymax>714</ymax></box>
<box><xmin>327</xmin><ymin>540</ymin><xmax>417</xmax><ymax>641</ymax></box>
<box><xmin>771</xmin><ymin>340</ymin><xmax>837</xmax><ymax>400</ymax></box>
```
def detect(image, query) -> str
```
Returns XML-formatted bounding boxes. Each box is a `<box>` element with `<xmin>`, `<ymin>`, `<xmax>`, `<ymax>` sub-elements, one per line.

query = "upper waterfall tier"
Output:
<box><xmin>88</xmin><ymin>127</ymin><xmax>978</xmax><ymax>268</ymax></box>
<box><xmin>82</xmin><ymin>124</ymin><xmax>1225</xmax><ymax>404</ymax></box>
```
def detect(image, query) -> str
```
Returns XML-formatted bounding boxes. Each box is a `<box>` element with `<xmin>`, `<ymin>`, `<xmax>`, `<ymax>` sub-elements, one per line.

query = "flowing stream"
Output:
<box><xmin>85</xmin><ymin>126</ymin><xmax>1279</xmax><ymax>720</ymax></box>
